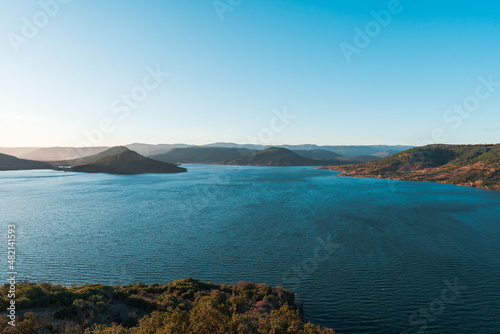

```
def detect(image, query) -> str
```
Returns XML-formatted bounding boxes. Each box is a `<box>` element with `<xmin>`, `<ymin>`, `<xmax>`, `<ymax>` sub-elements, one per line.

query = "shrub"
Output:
<box><xmin>55</xmin><ymin>306</ymin><xmax>72</xmax><ymax>319</ymax></box>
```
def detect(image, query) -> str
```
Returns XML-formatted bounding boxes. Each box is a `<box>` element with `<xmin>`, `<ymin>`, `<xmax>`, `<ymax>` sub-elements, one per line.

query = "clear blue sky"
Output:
<box><xmin>1</xmin><ymin>0</ymin><xmax>499</xmax><ymax>147</ymax></box>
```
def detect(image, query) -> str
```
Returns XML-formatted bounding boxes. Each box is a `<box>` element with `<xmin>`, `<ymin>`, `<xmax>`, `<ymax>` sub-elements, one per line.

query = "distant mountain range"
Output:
<box><xmin>0</xmin><ymin>147</ymin><xmax>186</xmax><ymax>175</ymax></box>
<box><xmin>198</xmin><ymin>143</ymin><xmax>412</xmax><ymax>157</ymax></box>
<box><xmin>149</xmin><ymin>147</ymin><xmax>378</xmax><ymax>166</ymax></box>
<box><xmin>0</xmin><ymin>144</ymin><xmax>385</xmax><ymax>172</ymax></box>
<box><xmin>0</xmin><ymin>144</ymin><xmax>412</xmax><ymax>161</ymax></box>
<box><xmin>325</xmin><ymin>144</ymin><xmax>500</xmax><ymax>191</ymax></box>
<box><xmin>2</xmin><ymin>144</ymin><xmax>499</xmax><ymax>190</ymax></box>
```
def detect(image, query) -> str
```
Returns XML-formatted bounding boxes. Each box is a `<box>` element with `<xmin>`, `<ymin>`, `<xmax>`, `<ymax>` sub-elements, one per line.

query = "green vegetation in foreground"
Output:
<box><xmin>325</xmin><ymin>144</ymin><xmax>500</xmax><ymax>190</ymax></box>
<box><xmin>0</xmin><ymin>279</ymin><xmax>335</xmax><ymax>334</ymax></box>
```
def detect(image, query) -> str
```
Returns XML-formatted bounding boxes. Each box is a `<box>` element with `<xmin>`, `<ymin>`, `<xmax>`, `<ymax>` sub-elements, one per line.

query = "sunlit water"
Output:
<box><xmin>1</xmin><ymin>165</ymin><xmax>499</xmax><ymax>333</ymax></box>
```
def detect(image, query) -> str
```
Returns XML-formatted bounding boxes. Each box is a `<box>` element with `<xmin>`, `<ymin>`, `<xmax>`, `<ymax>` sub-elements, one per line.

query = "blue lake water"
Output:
<box><xmin>1</xmin><ymin>165</ymin><xmax>499</xmax><ymax>333</ymax></box>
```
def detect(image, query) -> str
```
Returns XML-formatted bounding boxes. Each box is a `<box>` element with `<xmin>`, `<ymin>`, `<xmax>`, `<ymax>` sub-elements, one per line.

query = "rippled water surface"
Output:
<box><xmin>1</xmin><ymin>165</ymin><xmax>499</xmax><ymax>333</ymax></box>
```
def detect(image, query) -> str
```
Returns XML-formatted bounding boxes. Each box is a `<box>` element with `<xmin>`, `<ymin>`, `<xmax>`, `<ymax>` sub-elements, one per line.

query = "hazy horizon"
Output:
<box><xmin>2</xmin><ymin>141</ymin><xmax>499</xmax><ymax>150</ymax></box>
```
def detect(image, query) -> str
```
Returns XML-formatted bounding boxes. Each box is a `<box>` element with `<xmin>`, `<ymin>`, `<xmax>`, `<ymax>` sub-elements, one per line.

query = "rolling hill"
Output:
<box><xmin>329</xmin><ymin>155</ymin><xmax>380</xmax><ymax>164</ymax></box>
<box><xmin>125</xmin><ymin>143</ymin><xmax>193</xmax><ymax>156</ymax></box>
<box><xmin>222</xmin><ymin>147</ymin><xmax>327</xmax><ymax>166</ymax></box>
<box><xmin>150</xmin><ymin>147</ymin><xmax>258</xmax><ymax>164</ymax></box>
<box><xmin>292</xmin><ymin>149</ymin><xmax>343</xmax><ymax>160</ymax></box>
<box><xmin>325</xmin><ymin>144</ymin><xmax>500</xmax><ymax>190</ymax></box>
<box><xmin>70</xmin><ymin>148</ymin><xmax>187</xmax><ymax>175</ymax></box>
<box><xmin>53</xmin><ymin>146</ymin><xmax>131</xmax><ymax>166</ymax></box>
<box><xmin>371</xmin><ymin>149</ymin><xmax>398</xmax><ymax>158</ymax></box>
<box><xmin>0</xmin><ymin>153</ymin><xmax>52</xmax><ymax>171</ymax></box>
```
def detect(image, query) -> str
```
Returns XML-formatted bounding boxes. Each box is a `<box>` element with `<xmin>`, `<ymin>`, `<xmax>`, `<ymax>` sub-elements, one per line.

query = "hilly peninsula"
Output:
<box><xmin>0</xmin><ymin>153</ymin><xmax>52</xmax><ymax>171</ymax></box>
<box><xmin>65</xmin><ymin>147</ymin><xmax>187</xmax><ymax>175</ymax></box>
<box><xmin>324</xmin><ymin>144</ymin><xmax>500</xmax><ymax>191</ymax></box>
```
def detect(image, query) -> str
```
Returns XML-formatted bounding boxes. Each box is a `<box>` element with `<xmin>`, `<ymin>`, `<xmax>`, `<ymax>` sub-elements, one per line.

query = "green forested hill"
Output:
<box><xmin>326</xmin><ymin>144</ymin><xmax>500</xmax><ymax>190</ymax></box>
